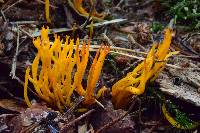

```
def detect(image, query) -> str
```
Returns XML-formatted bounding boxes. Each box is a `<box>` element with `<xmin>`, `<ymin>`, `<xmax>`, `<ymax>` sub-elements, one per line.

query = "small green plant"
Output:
<box><xmin>162</xmin><ymin>100</ymin><xmax>199</xmax><ymax>130</ymax></box>
<box><xmin>151</xmin><ymin>88</ymin><xmax>199</xmax><ymax>130</ymax></box>
<box><xmin>151</xmin><ymin>21</ymin><xmax>164</xmax><ymax>33</ymax></box>
<box><xmin>160</xmin><ymin>0</ymin><xmax>200</xmax><ymax>29</ymax></box>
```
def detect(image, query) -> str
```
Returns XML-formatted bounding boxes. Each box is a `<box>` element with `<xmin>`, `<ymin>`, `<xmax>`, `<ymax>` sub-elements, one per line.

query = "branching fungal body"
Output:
<box><xmin>112</xmin><ymin>28</ymin><xmax>179</xmax><ymax>109</ymax></box>
<box><xmin>24</xmin><ymin>27</ymin><xmax>110</xmax><ymax>111</ymax></box>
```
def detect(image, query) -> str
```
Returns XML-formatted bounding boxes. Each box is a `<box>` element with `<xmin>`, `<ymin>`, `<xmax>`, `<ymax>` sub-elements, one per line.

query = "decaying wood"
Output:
<box><xmin>159</xmin><ymin>69</ymin><xmax>200</xmax><ymax>106</ymax></box>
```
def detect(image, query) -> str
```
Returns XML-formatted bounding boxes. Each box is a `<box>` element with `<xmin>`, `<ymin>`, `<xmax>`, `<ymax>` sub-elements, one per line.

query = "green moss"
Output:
<box><xmin>160</xmin><ymin>0</ymin><xmax>200</xmax><ymax>30</ymax></box>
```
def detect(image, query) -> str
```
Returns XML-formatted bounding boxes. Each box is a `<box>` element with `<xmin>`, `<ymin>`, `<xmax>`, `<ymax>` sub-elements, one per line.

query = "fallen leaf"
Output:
<box><xmin>0</xmin><ymin>99</ymin><xmax>26</xmax><ymax>113</ymax></box>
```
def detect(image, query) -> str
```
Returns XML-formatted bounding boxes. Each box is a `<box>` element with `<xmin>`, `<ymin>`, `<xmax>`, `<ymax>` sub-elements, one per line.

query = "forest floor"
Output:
<box><xmin>0</xmin><ymin>0</ymin><xmax>199</xmax><ymax>133</ymax></box>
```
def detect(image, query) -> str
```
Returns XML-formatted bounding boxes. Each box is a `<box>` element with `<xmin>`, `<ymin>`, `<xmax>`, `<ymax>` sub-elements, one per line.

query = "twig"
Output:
<box><xmin>81</xmin><ymin>45</ymin><xmax>147</xmax><ymax>55</ymax></box>
<box><xmin>15</xmin><ymin>76</ymin><xmax>38</xmax><ymax>97</ymax></box>
<box><xmin>166</xmin><ymin>64</ymin><xmax>200</xmax><ymax>71</ymax></box>
<box><xmin>182</xmin><ymin>32</ymin><xmax>200</xmax><ymax>42</ymax></box>
<box><xmin>1</xmin><ymin>10</ymin><xmax>7</xmax><ymax>22</ymax></box>
<box><xmin>115</xmin><ymin>0</ymin><xmax>124</xmax><ymax>8</ymax></box>
<box><xmin>110</xmin><ymin>51</ymin><xmax>200</xmax><ymax>70</ymax></box>
<box><xmin>102</xmin><ymin>33</ymin><xmax>115</xmax><ymax>46</ymax></box>
<box><xmin>18</xmin><ymin>27</ymin><xmax>33</xmax><ymax>38</ymax></box>
<box><xmin>95</xmin><ymin>99</ymin><xmax>105</xmax><ymax>109</ymax></box>
<box><xmin>179</xmin><ymin>32</ymin><xmax>200</xmax><ymax>56</ymax></box>
<box><xmin>60</xmin><ymin>109</ymin><xmax>95</xmax><ymax>132</ymax></box>
<box><xmin>128</xmin><ymin>34</ymin><xmax>146</xmax><ymax>52</ymax></box>
<box><xmin>10</xmin><ymin>21</ymin><xmax>38</xmax><ymax>25</ymax></box>
<box><xmin>31</xmin><ymin>19</ymin><xmax>127</xmax><ymax>37</ymax></box>
<box><xmin>124</xmin><ymin>0</ymin><xmax>154</xmax><ymax>8</ymax></box>
<box><xmin>176</xmin><ymin>55</ymin><xmax>200</xmax><ymax>59</ymax></box>
<box><xmin>96</xmin><ymin>97</ymin><xmax>137</xmax><ymax>133</ymax></box>
<box><xmin>9</xmin><ymin>26</ymin><xmax>38</xmax><ymax>96</ymax></box>
<box><xmin>3</xmin><ymin>0</ymin><xmax>24</xmax><ymax>12</ymax></box>
<box><xmin>110</xmin><ymin>51</ymin><xmax>144</xmax><ymax>60</ymax></box>
<box><xmin>65</xmin><ymin>96</ymin><xmax>84</xmax><ymax>116</ymax></box>
<box><xmin>10</xmin><ymin>25</ymin><xmax>20</xmax><ymax>79</ymax></box>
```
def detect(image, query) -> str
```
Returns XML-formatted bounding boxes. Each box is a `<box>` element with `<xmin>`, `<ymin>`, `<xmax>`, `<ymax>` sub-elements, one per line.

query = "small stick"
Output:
<box><xmin>15</xmin><ymin>76</ymin><xmax>38</xmax><ymax>97</ymax></box>
<box><xmin>1</xmin><ymin>10</ymin><xmax>7</xmax><ymax>22</ymax></box>
<box><xmin>102</xmin><ymin>33</ymin><xmax>115</xmax><ymax>46</ymax></box>
<box><xmin>10</xmin><ymin>21</ymin><xmax>38</xmax><ymax>25</ymax></box>
<box><xmin>128</xmin><ymin>34</ymin><xmax>146</xmax><ymax>52</ymax></box>
<box><xmin>65</xmin><ymin>96</ymin><xmax>84</xmax><ymax>115</ymax></box>
<box><xmin>31</xmin><ymin>19</ymin><xmax>127</xmax><ymax>37</ymax></box>
<box><xmin>95</xmin><ymin>99</ymin><xmax>105</xmax><ymax>109</ymax></box>
<box><xmin>60</xmin><ymin>109</ymin><xmax>95</xmax><ymax>132</ymax></box>
<box><xmin>96</xmin><ymin>97</ymin><xmax>137</xmax><ymax>133</ymax></box>
<box><xmin>18</xmin><ymin>27</ymin><xmax>33</xmax><ymax>38</ymax></box>
<box><xmin>115</xmin><ymin>0</ymin><xmax>124</xmax><ymax>8</ymax></box>
<box><xmin>3</xmin><ymin>0</ymin><xmax>24</xmax><ymax>12</ymax></box>
<box><xmin>110</xmin><ymin>51</ymin><xmax>144</xmax><ymax>60</ymax></box>
<box><xmin>110</xmin><ymin>51</ymin><xmax>200</xmax><ymax>70</ymax></box>
<box><xmin>10</xmin><ymin>25</ymin><xmax>20</xmax><ymax>79</ymax></box>
<box><xmin>176</xmin><ymin>55</ymin><xmax>200</xmax><ymax>59</ymax></box>
<box><xmin>9</xmin><ymin>26</ymin><xmax>38</xmax><ymax>97</ymax></box>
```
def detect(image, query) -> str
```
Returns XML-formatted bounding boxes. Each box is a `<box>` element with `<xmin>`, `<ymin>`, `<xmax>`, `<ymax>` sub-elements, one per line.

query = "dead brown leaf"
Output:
<box><xmin>0</xmin><ymin>99</ymin><xmax>26</xmax><ymax>113</ymax></box>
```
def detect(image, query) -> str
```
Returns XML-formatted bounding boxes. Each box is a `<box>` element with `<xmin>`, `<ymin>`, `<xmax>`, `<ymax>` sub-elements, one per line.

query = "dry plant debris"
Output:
<box><xmin>24</xmin><ymin>27</ymin><xmax>110</xmax><ymax>111</ymax></box>
<box><xmin>0</xmin><ymin>1</ymin><xmax>200</xmax><ymax>132</ymax></box>
<box><xmin>112</xmin><ymin>27</ymin><xmax>179</xmax><ymax>109</ymax></box>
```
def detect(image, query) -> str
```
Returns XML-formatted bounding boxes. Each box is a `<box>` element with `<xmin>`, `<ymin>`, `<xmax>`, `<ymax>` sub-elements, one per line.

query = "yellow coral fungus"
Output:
<box><xmin>162</xmin><ymin>102</ymin><xmax>183</xmax><ymax>129</ymax></box>
<box><xmin>84</xmin><ymin>45</ymin><xmax>110</xmax><ymax>105</ymax></box>
<box><xmin>162</xmin><ymin>101</ymin><xmax>199</xmax><ymax>130</ymax></box>
<box><xmin>24</xmin><ymin>27</ymin><xmax>109</xmax><ymax>111</ymax></box>
<box><xmin>112</xmin><ymin>27</ymin><xmax>179</xmax><ymax>109</ymax></box>
<box><xmin>68</xmin><ymin>0</ymin><xmax>105</xmax><ymax>21</ymax></box>
<box><xmin>45</xmin><ymin>0</ymin><xmax>51</xmax><ymax>23</ymax></box>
